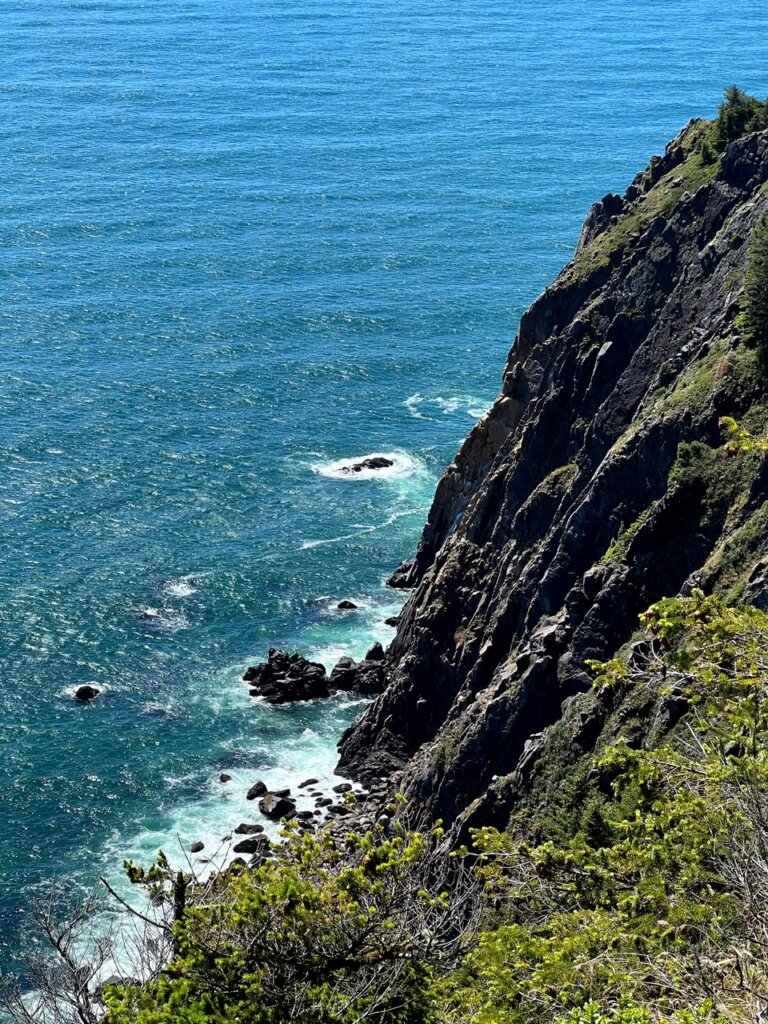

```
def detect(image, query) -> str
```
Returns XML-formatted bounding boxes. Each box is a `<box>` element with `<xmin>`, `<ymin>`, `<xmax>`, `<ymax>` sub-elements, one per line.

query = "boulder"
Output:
<box><xmin>74</xmin><ymin>685</ymin><xmax>100</xmax><ymax>702</ymax></box>
<box><xmin>386</xmin><ymin>559</ymin><xmax>416</xmax><ymax>589</ymax></box>
<box><xmin>295</xmin><ymin>810</ymin><xmax>314</xmax><ymax>820</ymax></box>
<box><xmin>329</xmin><ymin>657</ymin><xmax>387</xmax><ymax>696</ymax></box>
<box><xmin>272</xmin><ymin>787</ymin><xmax>291</xmax><ymax>798</ymax></box>
<box><xmin>340</xmin><ymin>456</ymin><xmax>394</xmax><ymax>474</ymax></box>
<box><xmin>258</xmin><ymin>793</ymin><xmax>296</xmax><ymax>819</ymax></box>
<box><xmin>233</xmin><ymin>835</ymin><xmax>270</xmax><ymax>856</ymax></box>
<box><xmin>234</xmin><ymin>822</ymin><xmax>264</xmax><ymax>835</ymax></box>
<box><xmin>337</xmin><ymin>600</ymin><xmax>358</xmax><ymax>610</ymax></box>
<box><xmin>246</xmin><ymin>781</ymin><xmax>268</xmax><ymax>801</ymax></box>
<box><xmin>384</xmin><ymin>616</ymin><xmax>400</xmax><ymax>627</ymax></box>
<box><xmin>189</xmin><ymin>841</ymin><xmax>205</xmax><ymax>854</ymax></box>
<box><xmin>219</xmin><ymin>773</ymin><xmax>232</xmax><ymax>783</ymax></box>
<box><xmin>243</xmin><ymin>649</ymin><xmax>330</xmax><ymax>703</ymax></box>
<box><xmin>328</xmin><ymin>803</ymin><xmax>352</xmax><ymax>816</ymax></box>
<box><xmin>365</xmin><ymin>642</ymin><xmax>385</xmax><ymax>662</ymax></box>
<box><xmin>332</xmin><ymin>782</ymin><xmax>352</xmax><ymax>794</ymax></box>
<box><xmin>298</xmin><ymin>777</ymin><xmax>319</xmax><ymax>788</ymax></box>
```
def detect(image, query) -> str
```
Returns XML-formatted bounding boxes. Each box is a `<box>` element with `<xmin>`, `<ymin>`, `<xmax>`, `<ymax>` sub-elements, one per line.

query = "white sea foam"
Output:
<box><xmin>404</xmin><ymin>393</ymin><xmax>491</xmax><ymax>420</ymax></box>
<box><xmin>300</xmin><ymin>508</ymin><xmax>423</xmax><ymax>549</ymax></box>
<box><xmin>138</xmin><ymin>606</ymin><xmax>190</xmax><ymax>632</ymax></box>
<box><xmin>163</xmin><ymin>579</ymin><xmax>196</xmax><ymax>598</ymax></box>
<box><xmin>311</xmin><ymin>450</ymin><xmax>422</xmax><ymax>481</ymax></box>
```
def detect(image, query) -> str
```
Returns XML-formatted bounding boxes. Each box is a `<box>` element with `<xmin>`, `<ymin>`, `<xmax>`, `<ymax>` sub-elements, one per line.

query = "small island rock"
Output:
<box><xmin>74</xmin><ymin>685</ymin><xmax>101</xmax><ymax>702</ymax></box>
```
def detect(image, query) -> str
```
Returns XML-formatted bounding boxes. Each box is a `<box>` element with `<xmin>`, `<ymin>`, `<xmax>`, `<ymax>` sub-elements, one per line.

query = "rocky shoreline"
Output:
<box><xmin>184</xmin><ymin>561</ymin><xmax>416</xmax><ymax>869</ymax></box>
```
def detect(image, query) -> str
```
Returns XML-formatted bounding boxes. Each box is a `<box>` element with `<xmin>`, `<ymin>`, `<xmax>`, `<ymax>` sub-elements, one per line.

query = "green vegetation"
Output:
<box><xmin>568</xmin><ymin>119</ymin><xmax>719</xmax><ymax>280</ymax></box>
<box><xmin>568</xmin><ymin>87</ymin><xmax>768</xmax><ymax>282</ymax></box>
<box><xmin>600</xmin><ymin>501</ymin><xmax>658</xmax><ymax>564</ymax></box>
<box><xmin>440</xmin><ymin>594</ymin><xmax>768</xmax><ymax>1024</ymax></box>
<box><xmin>712</xmin><ymin>85</ymin><xmax>768</xmax><ymax>153</ymax></box>
<box><xmin>8</xmin><ymin>593</ymin><xmax>768</xmax><ymax>1024</ymax></box>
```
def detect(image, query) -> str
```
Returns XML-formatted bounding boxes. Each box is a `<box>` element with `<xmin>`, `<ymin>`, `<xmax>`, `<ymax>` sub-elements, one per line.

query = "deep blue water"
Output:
<box><xmin>1</xmin><ymin>0</ymin><xmax>767</xmax><ymax>971</ymax></box>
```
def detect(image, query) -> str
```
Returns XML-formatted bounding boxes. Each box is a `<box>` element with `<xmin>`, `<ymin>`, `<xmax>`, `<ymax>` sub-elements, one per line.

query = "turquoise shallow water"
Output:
<box><xmin>2</xmin><ymin>0</ymin><xmax>768</xmax><ymax>971</ymax></box>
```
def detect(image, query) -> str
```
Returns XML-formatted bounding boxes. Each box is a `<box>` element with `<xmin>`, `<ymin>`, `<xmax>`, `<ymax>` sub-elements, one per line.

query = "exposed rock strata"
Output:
<box><xmin>337</xmin><ymin>125</ymin><xmax>768</xmax><ymax>834</ymax></box>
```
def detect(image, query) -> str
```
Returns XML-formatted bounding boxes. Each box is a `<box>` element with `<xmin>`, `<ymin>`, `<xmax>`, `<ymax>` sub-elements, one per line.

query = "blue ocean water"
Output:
<box><xmin>1</xmin><ymin>0</ymin><xmax>767</xmax><ymax>970</ymax></box>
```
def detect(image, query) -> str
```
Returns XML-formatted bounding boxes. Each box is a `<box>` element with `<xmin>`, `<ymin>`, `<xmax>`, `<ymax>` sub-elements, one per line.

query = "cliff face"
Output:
<box><xmin>337</xmin><ymin>122</ymin><xmax>768</xmax><ymax>833</ymax></box>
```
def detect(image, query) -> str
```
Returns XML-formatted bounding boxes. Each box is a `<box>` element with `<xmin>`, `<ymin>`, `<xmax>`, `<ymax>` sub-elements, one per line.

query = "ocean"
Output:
<box><xmin>1</xmin><ymin>0</ymin><xmax>767</xmax><ymax>971</ymax></box>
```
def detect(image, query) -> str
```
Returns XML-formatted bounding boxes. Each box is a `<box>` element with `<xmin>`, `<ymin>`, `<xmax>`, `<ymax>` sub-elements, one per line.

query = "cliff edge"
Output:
<box><xmin>337</xmin><ymin>119</ymin><xmax>768</xmax><ymax>833</ymax></box>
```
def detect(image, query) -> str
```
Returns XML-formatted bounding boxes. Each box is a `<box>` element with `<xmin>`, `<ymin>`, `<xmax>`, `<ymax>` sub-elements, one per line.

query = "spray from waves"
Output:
<box><xmin>311</xmin><ymin>450</ymin><xmax>424</xmax><ymax>481</ymax></box>
<box><xmin>404</xmin><ymin>393</ymin><xmax>491</xmax><ymax>420</ymax></box>
<box><xmin>137</xmin><ymin>607</ymin><xmax>190</xmax><ymax>632</ymax></box>
<box><xmin>161</xmin><ymin>579</ymin><xmax>196</xmax><ymax>599</ymax></box>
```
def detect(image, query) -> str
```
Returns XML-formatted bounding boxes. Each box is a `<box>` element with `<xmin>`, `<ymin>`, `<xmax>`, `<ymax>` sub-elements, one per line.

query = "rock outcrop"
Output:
<box><xmin>244</xmin><ymin>650</ymin><xmax>330</xmax><ymax>703</ymax></box>
<box><xmin>337</xmin><ymin>123</ymin><xmax>768</xmax><ymax>834</ymax></box>
<box><xmin>244</xmin><ymin>648</ymin><xmax>388</xmax><ymax>702</ymax></box>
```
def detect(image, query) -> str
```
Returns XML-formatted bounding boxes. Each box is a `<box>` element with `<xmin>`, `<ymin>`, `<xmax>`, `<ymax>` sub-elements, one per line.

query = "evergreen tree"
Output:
<box><xmin>713</xmin><ymin>84</ymin><xmax>763</xmax><ymax>149</ymax></box>
<box><xmin>739</xmin><ymin>212</ymin><xmax>768</xmax><ymax>357</ymax></box>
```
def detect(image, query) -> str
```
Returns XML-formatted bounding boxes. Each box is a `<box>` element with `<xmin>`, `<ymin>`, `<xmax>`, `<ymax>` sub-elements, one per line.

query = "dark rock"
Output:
<box><xmin>234</xmin><ymin>822</ymin><xmax>264</xmax><ymax>835</ymax></box>
<box><xmin>328</xmin><ymin>803</ymin><xmax>352</xmax><ymax>816</ymax></box>
<box><xmin>332</xmin><ymin>782</ymin><xmax>352</xmax><ymax>794</ymax></box>
<box><xmin>189</xmin><ymin>841</ymin><xmax>205</xmax><ymax>854</ymax></box>
<box><xmin>271</xmin><ymin>788</ymin><xmax>291</xmax><ymax>798</ymax></box>
<box><xmin>258</xmin><ymin>793</ymin><xmax>296</xmax><ymax>819</ymax></box>
<box><xmin>329</xmin><ymin>657</ymin><xmax>387</xmax><ymax>696</ymax></box>
<box><xmin>316</xmin><ymin>797</ymin><xmax>333</xmax><ymax>807</ymax></box>
<box><xmin>340</xmin><ymin>456</ymin><xmax>394</xmax><ymax>474</ymax></box>
<box><xmin>246</xmin><ymin>781</ymin><xmax>267</xmax><ymax>801</ymax></box>
<box><xmin>386</xmin><ymin>559</ymin><xmax>416</xmax><ymax>589</ymax></box>
<box><xmin>233</xmin><ymin>835</ymin><xmax>270</xmax><ymax>856</ymax></box>
<box><xmin>365</xmin><ymin>642</ymin><xmax>386</xmax><ymax>662</ymax></box>
<box><xmin>243</xmin><ymin>649</ymin><xmax>330</xmax><ymax>704</ymax></box>
<box><xmin>219</xmin><ymin>773</ymin><xmax>232</xmax><ymax>783</ymax></box>
<box><xmin>298</xmin><ymin>777</ymin><xmax>319</xmax><ymax>788</ymax></box>
<box><xmin>384</xmin><ymin>616</ymin><xmax>400</xmax><ymax>627</ymax></box>
<box><xmin>74</xmin><ymin>685</ymin><xmax>100</xmax><ymax>702</ymax></box>
<box><xmin>295</xmin><ymin>810</ymin><xmax>314</xmax><ymax>820</ymax></box>
<box><xmin>337</xmin><ymin>600</ymin><xmax>359</xmax><ymax>610</ymax></box>
<box><xmin>96</xmin><ymin>975</ymin><xmax>139</xmax><ymax>998</ymax></box>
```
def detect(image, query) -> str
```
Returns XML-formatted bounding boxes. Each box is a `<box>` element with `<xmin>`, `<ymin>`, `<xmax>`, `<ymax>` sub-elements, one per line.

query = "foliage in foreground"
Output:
<box><xmin>6</xmin><ymin>593</ymin><xmax>768</xmax><ymax>1024</ymax></box>
<box><xmin>105</xmin><ymin>821</ymin><xmax>479</xmax><ymax>1024</ymax></box>
<box><xmin>441</xmin><ymin>593</ymin><xmax>768</xmax><ymax>1024</ymax></box>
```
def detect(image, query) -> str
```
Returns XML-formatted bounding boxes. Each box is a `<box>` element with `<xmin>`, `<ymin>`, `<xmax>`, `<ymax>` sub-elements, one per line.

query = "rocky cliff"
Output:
<box><xmin>337</xmin><ymin>120</ymin><xmax>768</xmax><ymax>835</ymax></box>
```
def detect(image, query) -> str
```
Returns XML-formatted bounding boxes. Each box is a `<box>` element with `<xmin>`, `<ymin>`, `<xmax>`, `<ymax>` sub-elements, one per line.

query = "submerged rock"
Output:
<box><xmin>337</xmin><ymin>600</ymin><xmax>358</xmax><ymax>610</ymax></box>
<box><xmin>243</xmin><ymin>649</ymin><xmax>330</xmax><ymax>703</ymax></box>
